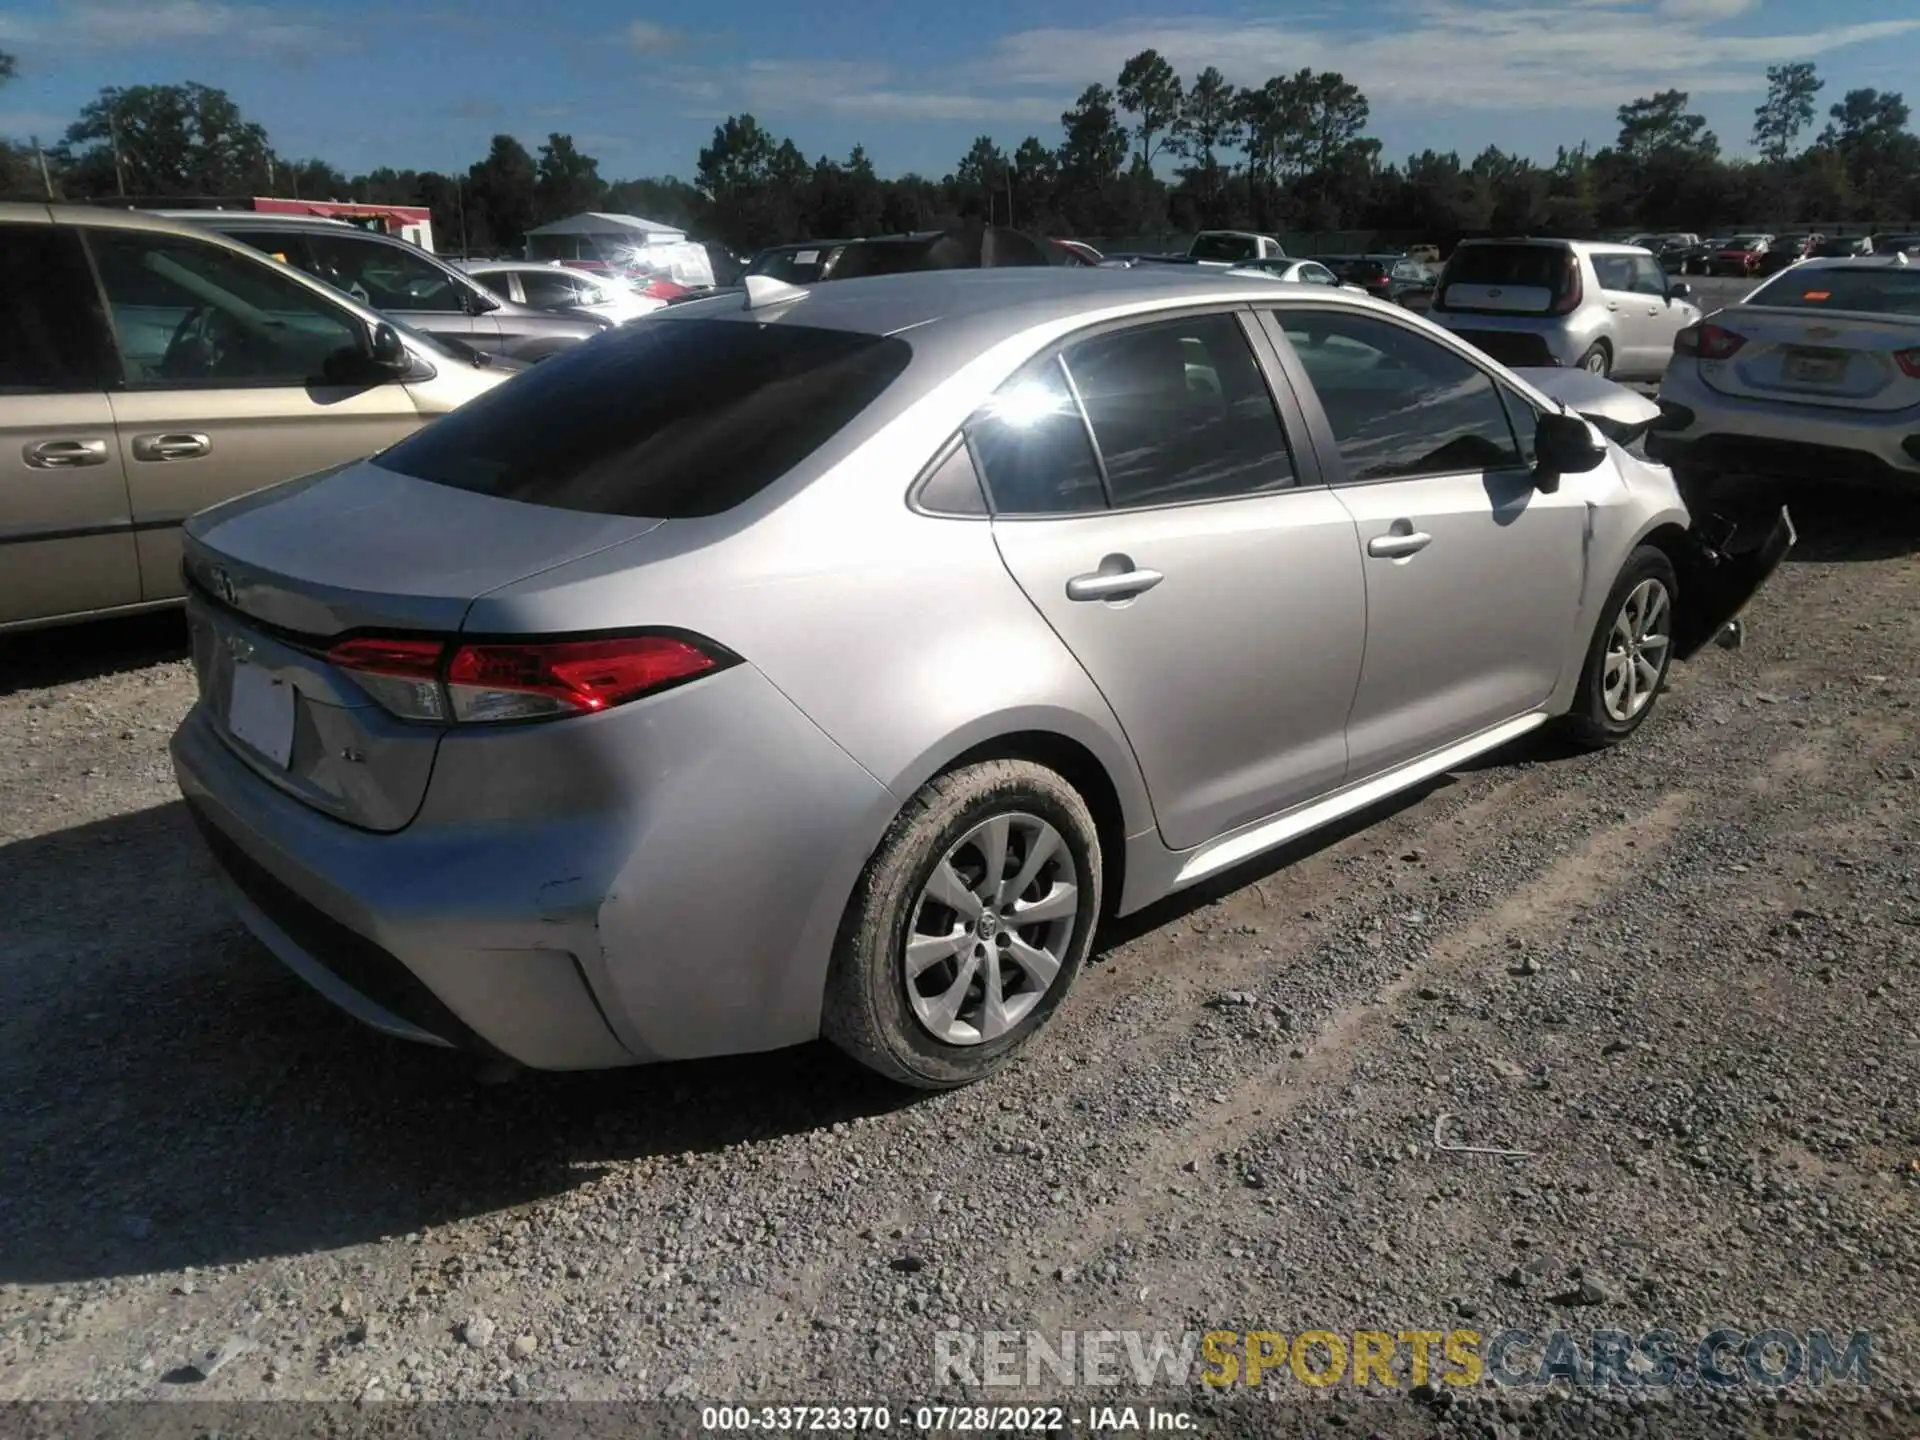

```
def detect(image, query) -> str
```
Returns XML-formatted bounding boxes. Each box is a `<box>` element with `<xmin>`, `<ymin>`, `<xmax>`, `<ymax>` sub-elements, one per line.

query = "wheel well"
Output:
<box><xmin>1637</xmin><ymin>523</ymin><xmax>1690</xmax><ymax>594</ymax></box>
<box><xmin>939</xmin><ymin>731</ymin><xmax>1130</xmax><ymax>920</ymax></box>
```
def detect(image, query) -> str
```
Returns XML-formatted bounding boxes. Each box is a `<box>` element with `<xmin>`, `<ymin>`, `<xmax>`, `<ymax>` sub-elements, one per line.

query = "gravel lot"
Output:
<box><xmin>1</xmin><ymin>480</ymin><xmax>1916</xmax><ymax>1435</ymax></box>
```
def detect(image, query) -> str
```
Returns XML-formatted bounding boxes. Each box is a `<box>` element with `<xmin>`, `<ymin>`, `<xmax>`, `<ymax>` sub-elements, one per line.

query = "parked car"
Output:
<box><xmin>1806</xmin><ymin>236</ymin><xmax>1872</xmax><ymax>258</ymax></box>
<box><xmin>177</xmin><ymin>212</ymin><xmax>612</xmax><ymax>363</ymax></box>
<box><xmin>746</xmin><ymin>241</ymin><xmax>852</xmax><ymax>285</ymax></box>
<box><xmin>1707</xmin><ymin>234</ymin><xmax>1774</xmax><ymax>277</ymax></box>
<box><xmin>1752</xmin><ymin>234</ymin><xmax>1823</xmax><ymax>277</ymax></box>
<box><xmin>1868</xmin><ymin>233</ymin><xmax>1920</xmax><ymax>255</ymax></box>
<box><xmin>1428</xmin><ymin>238</ymin><xmax>1700</xmax><ymax>379</ymax></box>
<box><xmin>1188</xmin><ymin>230</ymin><xmax>1287</xmax><ymax>263</ymax></box>
<box><xmin>1227</xmin><ymin>257</ymin><xmax>1356</xmax><ymax>289</ymax></box>
<box><xmin>1675</xmin><ymin>237</ymin><xmax>1729</xmax><ymax>275</ymax></box>
<box><xmin>170</xmin><ymin>267</ymin><xmax>1787</xmax><ymax>1088</ymax></box>
<box><xmin>0</xmin><ymin>203</ymin><xmax>510</xmax><ymax>633</ymax></box>
<box><xmin>1333</xmin><ymin>254</ymin><xmax>1437</xmax><ymax>307</ymax></box>
<box><xmin>1651</xmin><ymin>254</ymin><xmax>1920</xmax><ymax>491</ymax></box>
<box><xmin>461</xmin><ymin>261</ymin><xmax>665</xmax><ymax>325</ymax></box>
<box><xmin>1051</xmin><ymin>239</ymin><xmax>1104</xmax><ymax>266</ymax></box>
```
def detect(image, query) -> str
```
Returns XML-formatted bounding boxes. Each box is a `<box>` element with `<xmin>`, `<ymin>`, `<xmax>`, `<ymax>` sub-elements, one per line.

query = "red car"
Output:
<box><xmin>1709</xmin><ymin>234</ymin><xmax>1774</xmax><ymax>276</ymax></box>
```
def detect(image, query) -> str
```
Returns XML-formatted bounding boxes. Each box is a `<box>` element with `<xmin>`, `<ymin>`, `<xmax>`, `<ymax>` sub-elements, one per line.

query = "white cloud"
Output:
<box><xmin>1658</xmin><ymin>0</ymin><xmax>1757</xmax><ymax>18</ymax></box>
<box><xmin>670</xmin><ymin>58</ymin><xmax>1059</xmax><ymax>124</ymax></box>
<box><xmin>962</xmin><ymin>2</ymin><xmax>1920</xmax><ymax>112</ymax></box>
<box><xmin>624</xmin><ymin>19</ymin><xmax>684</xmax><ymax>56</ymax></box>
<box><xmin>1</xmin><ymin>0</ymin><xmax>334</xmax><ymax>55</ymax></box>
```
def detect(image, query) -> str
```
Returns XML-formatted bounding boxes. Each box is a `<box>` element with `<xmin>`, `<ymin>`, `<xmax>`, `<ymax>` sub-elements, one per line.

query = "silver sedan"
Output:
<box><xmin>171</xmin><ymin>268</ymin><xmax>1790</xmax><ymax>1088</ymax></box>
<box><xmin>1652</xmin><ymin>254</ymin><xmax>1920</xmax><ymax>492</ymax></box>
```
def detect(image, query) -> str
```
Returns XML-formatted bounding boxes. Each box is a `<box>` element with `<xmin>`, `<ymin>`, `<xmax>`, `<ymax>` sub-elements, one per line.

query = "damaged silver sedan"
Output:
<box><xmin>171</xmin><ymin>268</ymin><xmax>1790</xmax><ymax>1089</ymax></box>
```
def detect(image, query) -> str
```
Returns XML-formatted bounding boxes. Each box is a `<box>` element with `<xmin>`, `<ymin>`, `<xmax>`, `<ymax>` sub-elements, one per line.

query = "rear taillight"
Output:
<box><xmin>446</xmin><ymin>636</ymin><xmax>721</xmax><ymax>722</ymax></box>
<box><xmin>325</xmin><ymin>636</ymin><xmax>448</xmax><ymax>722</ymax></box>
<box><xmin>1674</xmin><ymin>322</ymin><xmax>1746</xmax><ymax>360</ymax></box>
<box><xmin>1894</xmin><ymin>347</ymin><xmax>1920</xmax><ymax>379</ymax></box>
<box><xmin>325</xmin><ymin>632</ymin><xmax>728</xmax><ymax>725</ymax></box>
<box><xmin>1548</xmin><ymin>253</ymin><xmax>1584</xmax><ymax>316</ymax></box>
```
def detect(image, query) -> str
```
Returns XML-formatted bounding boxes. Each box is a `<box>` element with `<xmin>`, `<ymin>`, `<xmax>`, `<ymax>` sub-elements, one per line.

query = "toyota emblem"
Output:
<box><xmin>1488</xmin><ymin>287</ymin><xmax>1503</xmax><ymax>297</ymax></box>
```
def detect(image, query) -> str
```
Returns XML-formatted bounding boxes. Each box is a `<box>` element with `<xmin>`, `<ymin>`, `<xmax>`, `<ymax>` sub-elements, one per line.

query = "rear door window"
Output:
<box><xmin>378</xmin><ymin>317</ymin><xmax>913</xmax><ymax>518</ymax></box>
<box><xmin>0</xmin><ymin>225</ymin><xmax>114</xmax><ymax>394</ymax></box>
<box><xmin>1061</xmin><ymin>313</ymin><xmax>1295</xmax><ymax>507</ymax></box>
<box><xmin>966</xmin><ymin>355</ymin><xmax>1107</xmax><ymax>516</ymax></box>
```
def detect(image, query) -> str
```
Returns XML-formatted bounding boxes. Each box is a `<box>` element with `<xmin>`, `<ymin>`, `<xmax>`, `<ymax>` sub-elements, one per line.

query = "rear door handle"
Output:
<box><xmin>23</xmin><ymin>438</ymin><xmax>109</xmax><ymax>469</ymax></box>
<box><xmin>132</xmin><ymin>432</ymin><xmax>212</xmax><ymax>462</ymax></box>
<box><xmin>1367</xmin><ymin>530</ymin><xmax>1433</xmax><ymax>559</ymax></box>
<box><xmin>1066</xmin><ymin>565</ymin><xmax>1165</xmax><ymax>602</ymax></box>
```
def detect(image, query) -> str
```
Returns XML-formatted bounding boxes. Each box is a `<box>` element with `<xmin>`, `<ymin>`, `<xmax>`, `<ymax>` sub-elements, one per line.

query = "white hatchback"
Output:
<box><xmin>463</xmin><ymin>261</ymin><xmax>666</xmax><ymax>325</ymax></box>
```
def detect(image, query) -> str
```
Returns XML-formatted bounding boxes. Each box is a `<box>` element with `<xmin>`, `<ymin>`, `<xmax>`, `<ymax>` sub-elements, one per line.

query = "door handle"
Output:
<box><xmin>23</xmin><ymin>438</ymin><xmax>109</xmax><ymax>469</ymax></box>
<box><xmin>1367</xmin><ymin>530</ymin><xmax>1433</xmax><ymax>559</ymax></box>
<box><xmin>1066</xmin><ymin>565</ymin><xmax>1165</xmax><ymax>602</ymax></box>
<box><xmin>132</xmin><ymin>432</ymin><xmax>212</xmax><ymax>462</ymax></box>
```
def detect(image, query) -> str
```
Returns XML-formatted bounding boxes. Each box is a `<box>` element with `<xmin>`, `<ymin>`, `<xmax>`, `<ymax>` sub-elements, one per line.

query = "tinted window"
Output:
<box><xmin>1746</xmin><ymin>267</ymin><xmax>1920</xmax><ymax>316</ymax></box>
<box><xmin>518</xmin><ymin>270</ymin><xmax>583</xmax><ymax>309</ymax></box>
<box><xmin>1443</xmin><ymin>244</ymin><xmax>1571</xmax><ymax>296</ymax></box>
<box><xmin>380</xmin><ymin>318</ymin><xmax>911</xmax><ymax>518</ymax></box>
<box><xmin>1630</xmin><ymin>257</ymin><xmax>1669</xmax><ymax>296</ymax></box>
<box><xmin>914</xmin><ymin>440</ymin><xmax>988</xmax><ymax>516</ymax></box>
<box><xmin>1063</xmin><ymin>314</ymin><xmax>1294</xmax><ymax>507</ymax></box>
<box><xmin>1301</xmin><ymin>265</ymin><xmax>1338</xmax><ymax>286</ymax></box>
<box><xmin>1278</xmin><ymin>310</ymin><xmax>1523</xmax><ymax>482</ymax></box>
<box><xmin>88</xmin><ymin>230</ymin><xmax>361</xmax><ymax>388</ymax></box>
<box><xmin>0</xmin><ymin>225</ymin><xmax>113</xmax><ymax>394</ymax></box>
<box><xmin>1591</xmin><ymin>254</ymin><xmax>1637</xmax><ymax>292</ymax></box>
<box><xmin>302</xmin><ymin>233</ymin><xmax>465</xmax><ymax>312</ymax></box>
<box><xmin>1190</xmin><ymin>233</ymin><xmax>1259</xmax><ymax>262</ymax></box>
<box><xmin>471</xmin><ymin>270</ymin><xmax>517</xmax><ymax>302</ymax></box>
<box><xmin>966</xmin><ymin>355</ymin><xmax>1105</xmax><ymax>516</ymax></box>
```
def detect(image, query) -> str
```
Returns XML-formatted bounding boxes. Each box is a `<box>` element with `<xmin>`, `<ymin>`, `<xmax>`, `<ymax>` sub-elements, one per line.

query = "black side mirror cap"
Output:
<box><xmin>1534</xmin><ymin>411</ymin><xmax>1607</xmax><ymax>490</ymax></box>
<box><xmin>1668</xmin><ymin>280</ymin><xmax>1692</xmax><ymax>300</ymax></box>
<box><xmin>369</xmin><ymin>321</ymin><xmax>409</xmax><ymax>371</ymax></box>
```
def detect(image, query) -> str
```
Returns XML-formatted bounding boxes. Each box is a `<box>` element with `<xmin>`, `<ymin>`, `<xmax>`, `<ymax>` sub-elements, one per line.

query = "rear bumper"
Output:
<box><xmin>1433</xmin><ymin>321</ymin><xmax>1585</xmax><ymax>369</ymax></box>
<box><xmin>172</xmin><ymin>659</ymin><xmax>897</xmax><ymax>1070</ymax></box>
<box><xmin>1649</xmin><ymin>370</ymin><xmax>1920</xmax><ymax>489</ymax></box>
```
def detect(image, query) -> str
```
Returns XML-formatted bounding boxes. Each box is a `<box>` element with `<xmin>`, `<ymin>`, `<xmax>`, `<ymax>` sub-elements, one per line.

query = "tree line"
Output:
<box><xmin>4</xmin><ymin>49</ymin><xmax>1918</xmax><ymax>256</ymax></box>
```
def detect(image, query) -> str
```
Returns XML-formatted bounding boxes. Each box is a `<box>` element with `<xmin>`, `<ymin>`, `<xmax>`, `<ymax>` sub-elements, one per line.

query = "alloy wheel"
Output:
<box><xmin>1584</xmin><ymin>348</ymin><xmax>1609</xmax><ymax>375</ymax></box>
<box><xmin>903</xmin><ymin>812</ymin><xmax>1082</xmax><ymax>1046</ymax></box>
<box><xmin>1603</xmin><ymin>577</ymin><xmax>1672</xmax><ymax>722</ymax></box>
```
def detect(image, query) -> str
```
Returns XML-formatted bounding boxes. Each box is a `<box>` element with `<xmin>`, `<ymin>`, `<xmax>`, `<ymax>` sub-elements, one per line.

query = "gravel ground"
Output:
<box><xmin>1</xmin><ymin>484</ymin><xmax>1916</xmax><ymax>1437</ymax></box>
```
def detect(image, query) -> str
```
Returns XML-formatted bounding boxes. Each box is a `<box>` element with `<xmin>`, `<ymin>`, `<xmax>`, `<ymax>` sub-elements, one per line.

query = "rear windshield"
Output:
<box><xmin>1442</xmin><ymin>245</ymin><xmax>1570</xmax><ymax>293</ymax></box>
<box><xmin>378</xmin><ymin>318</ymin><xmax>913</xmax><ymax>517</ymax></box>
<box><xmin>750</xmin><ymin>247</ymin><xmax>840</xmax><ymax>284</ymax></box>
<box><xmin>1191</xmin><ymin>233</ymin><xmax>1260</xmax><ymax>262</ymax></box>
<box><xmin>1746</xmin><ymin>267</ymin><xmax>1920</xmax><ymax>316</ymax></box>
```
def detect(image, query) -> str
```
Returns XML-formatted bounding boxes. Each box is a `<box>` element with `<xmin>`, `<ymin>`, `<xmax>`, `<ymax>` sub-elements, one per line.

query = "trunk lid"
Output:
<box><xmin>182</xmin><ymin>460</ymin><xmax>664</xmax><ymax>831</ymax></box>
<box><xmin>1696</xmin><ymin>305</ymin><xmax>1920</xmax><ymax>412</ymax></box>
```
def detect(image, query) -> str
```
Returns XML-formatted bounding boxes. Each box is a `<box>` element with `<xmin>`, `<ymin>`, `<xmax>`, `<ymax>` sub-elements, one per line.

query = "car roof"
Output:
<box><xmin>144</xmin><ymin>209</ymin><xmax>356</xmax><ymax>227</ymax></box>
<box><xmin>1781</xmin><ymin>253</ymin><xmax>1920</xmax><ymax>271</ymax></box>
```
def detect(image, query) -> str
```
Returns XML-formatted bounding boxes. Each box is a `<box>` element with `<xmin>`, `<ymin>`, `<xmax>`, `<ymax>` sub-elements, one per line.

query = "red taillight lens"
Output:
<box><xmin>1548</xmin><ymin>253</ymin><xmax>1584</xmax><ymax>316</ymax></box>
<box><xmin>1674</xmin><ymin>322</ymin><xmax>1746</xmax><ymax>360</ymax></box>
<box><xmin>445</xmin><ymin>635</ymin><xmax>724</xmax><ymax>723</ymax></box>
<box><xmin>325</xmin><ymin>632</ymin><xmax>727</xmax><ymax>724</ymax></box>
<box><xmin>326</xmin><ymin>636</ymin><xmax>449</xmax><ymax>722</ymax></box>
<box><xmin>1894</xmin><ymin>347</ymin><xmax>1920</xmax><ymax>379</ymax></box>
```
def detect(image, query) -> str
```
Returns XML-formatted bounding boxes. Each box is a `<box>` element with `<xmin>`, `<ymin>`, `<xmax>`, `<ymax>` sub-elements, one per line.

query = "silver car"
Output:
<box><xmin>171</xmin><ymin>269</ymin><xmax>1789</xmax><ymax>1088</ymax></box>
<box><xmin>1651</xmin><ymin>255</ymin><xmax>1920</xmax><ymax>491</ymax></box>
<box><xmin>1430</xmin><ymin>238</ymin><xmax>1701</xmax><ymax>380</ymax></box>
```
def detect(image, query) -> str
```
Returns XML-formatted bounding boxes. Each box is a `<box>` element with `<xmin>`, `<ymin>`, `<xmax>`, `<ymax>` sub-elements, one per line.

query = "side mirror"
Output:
<box><xmin>1668</xmin><ymin>280</ymin><xmax>1692</xmax><ymax>301</ymax></box>
<box><xmin>321</xmin><ymin>321</ymin><xmax>412</xmax><ymax>386</ymax></box>
<box><xmin>1534</xmin><ymin>411</ymin><xmax>1607</xmax><ymax>491</ymax></box>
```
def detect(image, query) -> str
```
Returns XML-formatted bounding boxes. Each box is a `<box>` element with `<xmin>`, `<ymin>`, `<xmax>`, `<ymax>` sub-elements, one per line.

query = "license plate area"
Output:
<box><xmin>228</xmin><ymin>661</ymin><xmax>297</xmax><ymax>770</ymax></box>
<box><xmin>1784</xmin><ymin>348</ymin><xmax>1845</xmax><ymax>384</ymax></box>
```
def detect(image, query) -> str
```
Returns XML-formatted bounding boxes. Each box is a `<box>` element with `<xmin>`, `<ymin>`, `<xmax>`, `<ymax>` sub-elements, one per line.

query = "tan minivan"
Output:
<box><xmin>1</xmin><ymin>204</ymin><xmax>512</xmax><ymax>633</ymax></box>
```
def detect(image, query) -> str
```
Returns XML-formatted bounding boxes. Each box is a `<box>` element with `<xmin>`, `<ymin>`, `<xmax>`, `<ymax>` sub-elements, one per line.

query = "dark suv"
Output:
<box><xmin>172</xmin><ymin>214</ymin><xmax>610</xmax><ymax>363</ymax></box>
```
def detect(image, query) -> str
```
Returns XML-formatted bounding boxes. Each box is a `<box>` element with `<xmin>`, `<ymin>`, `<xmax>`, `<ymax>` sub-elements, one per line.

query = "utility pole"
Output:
<box><xmin>1005</xmin><ymin>160</ymin><xmax>1016</xmax><ymax>231</ymax></box>
<box><xmin>30</xmin><ymin>136</ymin><xmax>53</xmax><ymax>199</ymax></box>
<box><xmin>457</xmin><ymin>175</ymin><xmax>469</xmax><ymax>255</ymax></box>
<box><xmin>108</xmin><ymin>108</ymin><xmax>127</xmax><ymax>197</ymax></box>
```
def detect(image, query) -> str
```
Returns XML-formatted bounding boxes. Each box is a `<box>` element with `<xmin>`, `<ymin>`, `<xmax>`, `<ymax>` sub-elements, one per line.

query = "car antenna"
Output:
<box><xmin>743</xmin><ymin>274</ymin><xmax>810</xmax><ymax>310</ymax></box>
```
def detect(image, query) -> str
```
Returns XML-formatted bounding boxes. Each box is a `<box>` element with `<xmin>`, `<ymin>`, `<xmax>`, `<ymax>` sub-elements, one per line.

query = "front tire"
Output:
<box><xmin>822</xmin><ymin>760</ymin><xmax>1102</xmax><ymax>1089</ymax></box>
<box><xmin>1559</xmin><ymin>546</ymin><xmax>1679</xmax><ymax>748</ymax></box>
<box><xmin>1578</xmin><ymin>341</ymin><xmax>1612</xmax><ymax>377</ymax></box>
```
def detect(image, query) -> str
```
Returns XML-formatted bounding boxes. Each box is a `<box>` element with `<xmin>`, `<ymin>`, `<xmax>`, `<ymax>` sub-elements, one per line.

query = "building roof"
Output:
<box><xmin>525</xmin><ymin>211</ymin><xmax>686</xmax><ymax>239</ymax></box>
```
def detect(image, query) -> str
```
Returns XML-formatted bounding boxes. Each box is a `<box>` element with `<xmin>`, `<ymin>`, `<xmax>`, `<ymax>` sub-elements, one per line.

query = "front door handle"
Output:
<box><xmin>1066</xmin><ymin>564</ymin><xmax>1165</xmax><ymax>602</ymax></box>
<box><xmin>1367</xmin><ymin>530</ymin><xmax>1433</xmax><ymax>559</ymax></box>
<box><xmin>23</xmin><ymin>438</ymin><xmax>109</xmax><ymax>469</ymax></box>
<box><xmin>131</xmin><ymin>432</ymin><xmax>212</xmax><ymax>462</ymax></box>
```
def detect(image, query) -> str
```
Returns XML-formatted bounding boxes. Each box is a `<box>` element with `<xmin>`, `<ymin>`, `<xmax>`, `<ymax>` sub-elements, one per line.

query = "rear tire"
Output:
<box><xmin>1578</xmin><ymin>342</ymin><xmax>1612</xmax><ymax>377</ymax></box>
<box><xmin>1559</xmin><ymin>545</ymin><xmax>1679</xmax><ymax>749</ymax></box>
<box><xmin>822</xmin><ymin>760</ymin><xmax>1102</xmax><ymax>1090</ymax></box>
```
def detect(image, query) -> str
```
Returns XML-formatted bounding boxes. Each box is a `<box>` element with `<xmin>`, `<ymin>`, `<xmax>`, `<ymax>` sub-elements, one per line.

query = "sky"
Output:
<box><xmin>2</xmin><ymin>0</ymin><xmax>1919</xmax><ymax>184</ymax></box>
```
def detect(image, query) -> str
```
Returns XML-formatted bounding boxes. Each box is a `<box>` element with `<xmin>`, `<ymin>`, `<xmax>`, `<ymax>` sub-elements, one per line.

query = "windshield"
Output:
<box><xmin>1729</xmin><ymin>236</ymin><xmax>1768</xmax><ymax>248</ymax></box>
<box><xmin>1746</xmin><ymin>267</ymin><xmax>1920</xmax><ymax>316</ymax></box>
